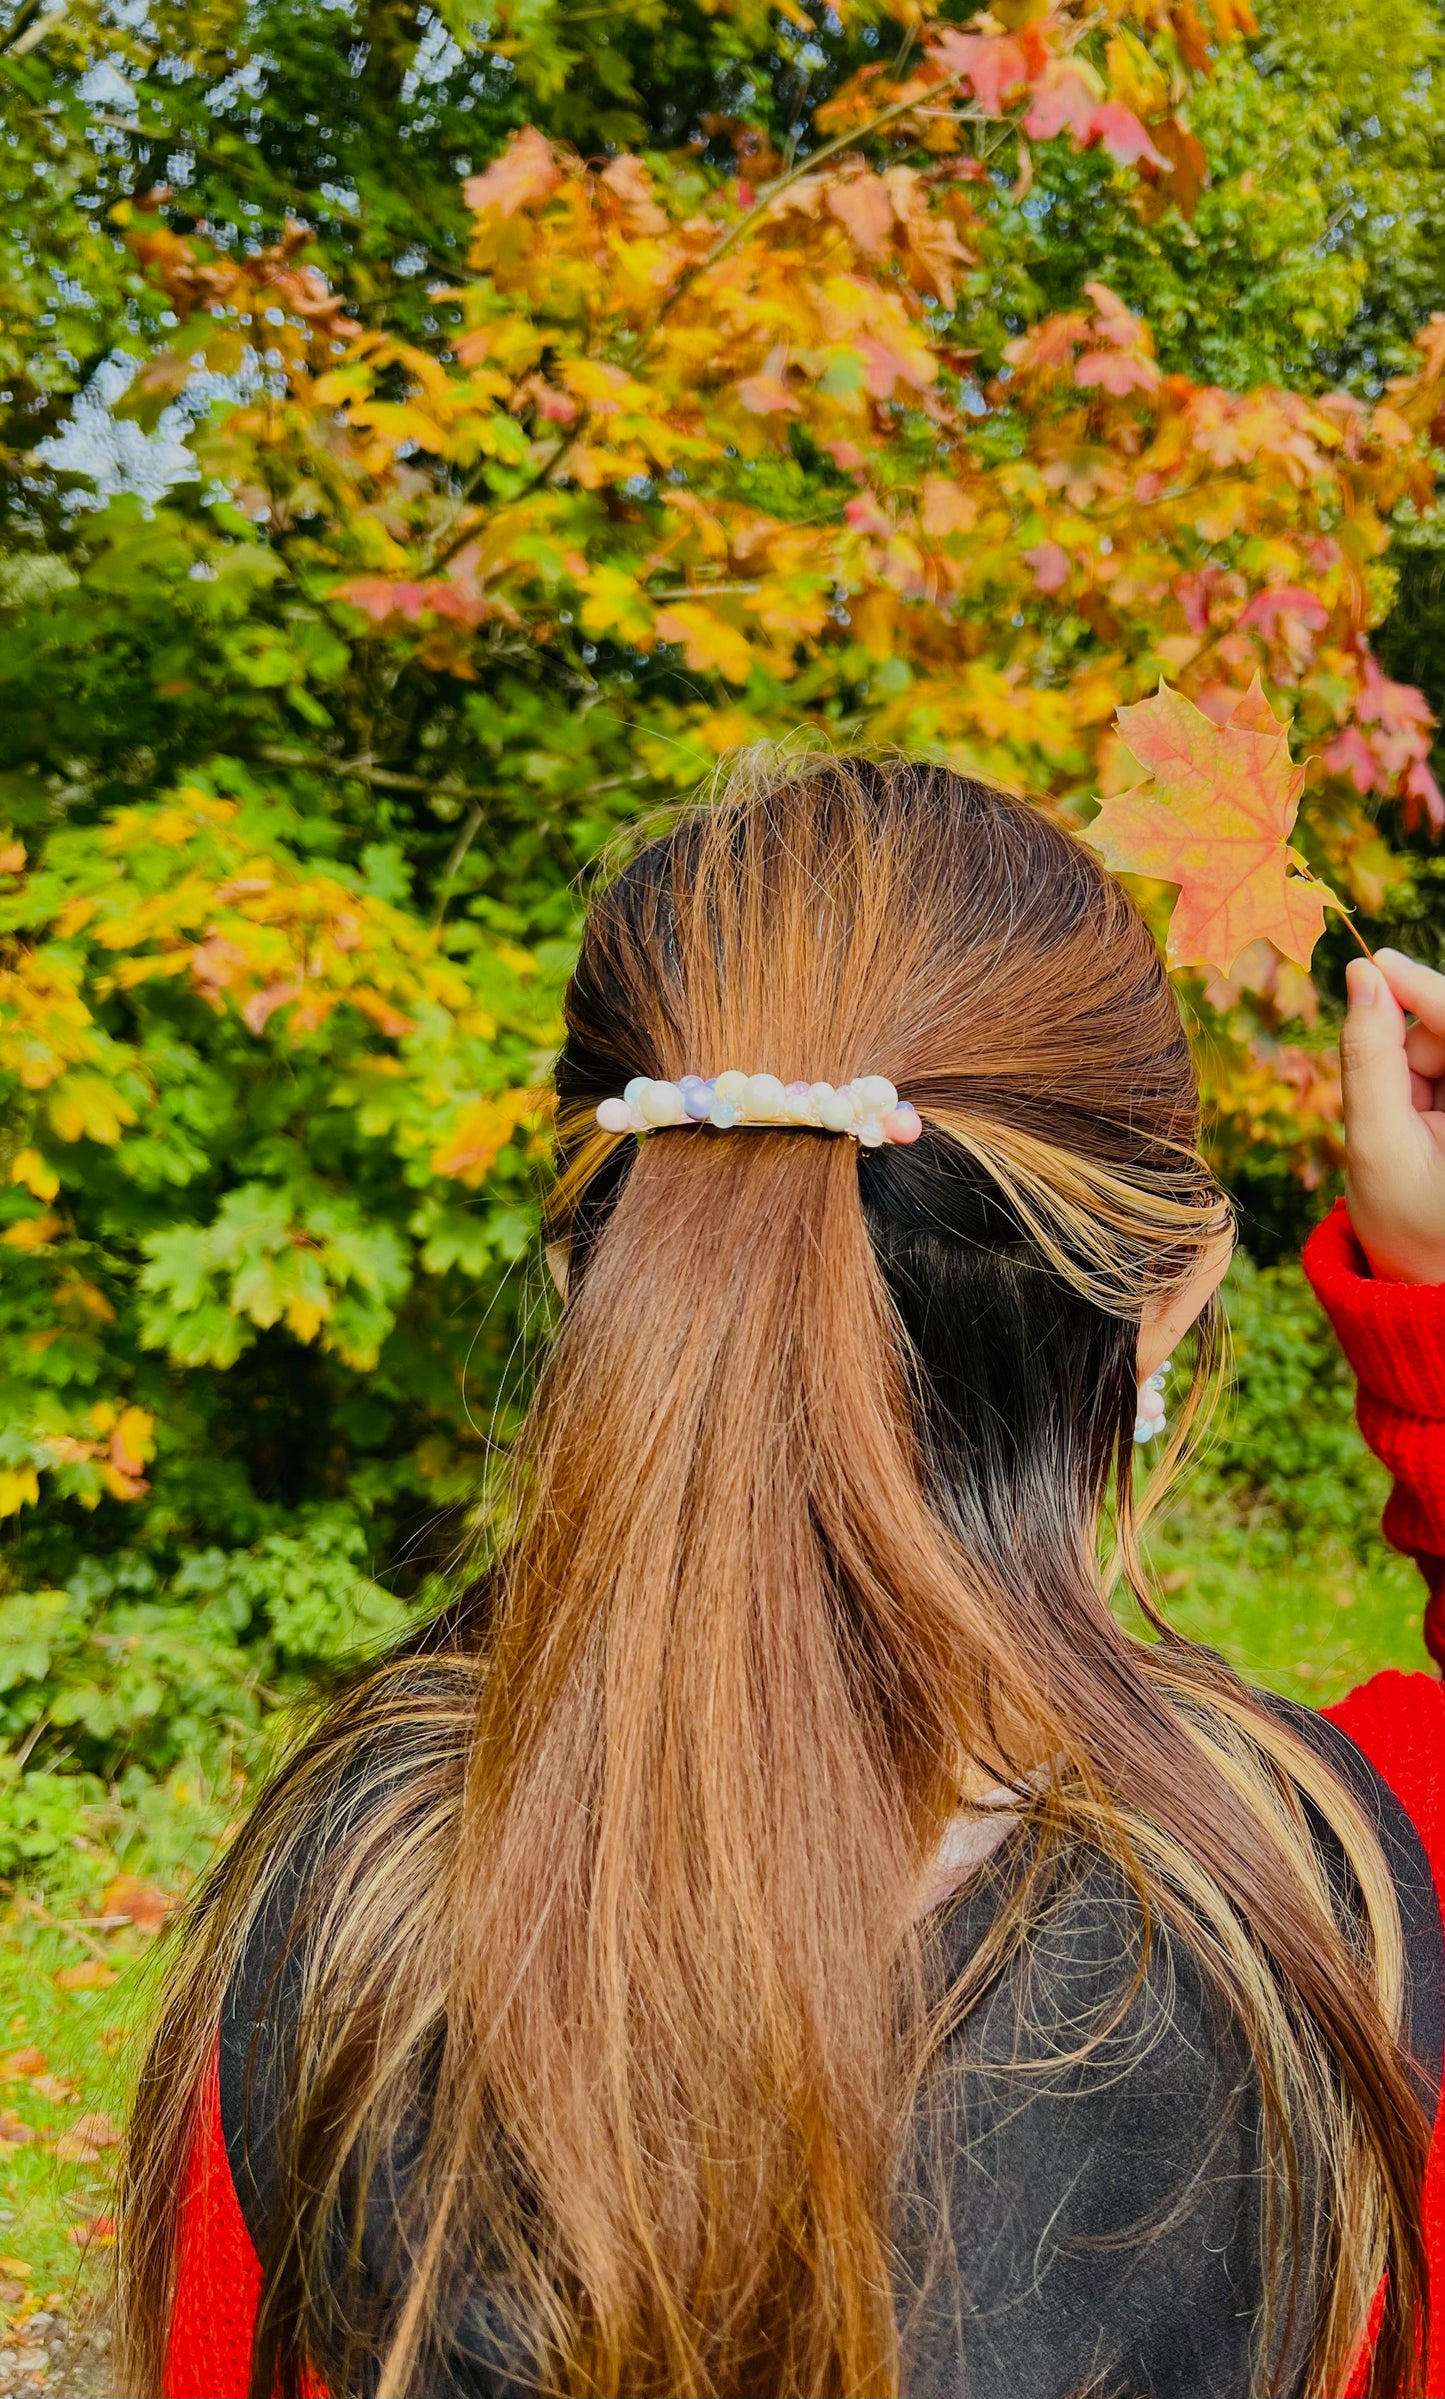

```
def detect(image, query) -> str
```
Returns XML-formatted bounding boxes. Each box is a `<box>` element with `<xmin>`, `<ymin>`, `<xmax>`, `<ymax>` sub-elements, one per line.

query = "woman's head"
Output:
<box><xmin>552</xmin><ymin>749</ymin><xmax>1231</xmax><ymax>1637</ymax></box>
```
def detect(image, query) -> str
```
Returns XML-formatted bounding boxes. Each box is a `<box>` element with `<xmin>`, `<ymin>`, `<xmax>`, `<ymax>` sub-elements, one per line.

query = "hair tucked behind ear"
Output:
<box><xmin>119</xmin><ymin>750</ymin><xmax>1428</xmax><ymax>2399</ymax></box>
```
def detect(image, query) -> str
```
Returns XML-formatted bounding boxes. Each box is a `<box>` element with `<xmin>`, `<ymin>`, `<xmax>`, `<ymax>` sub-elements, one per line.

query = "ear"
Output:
<box><xmin>545</xmin><ymin>1241</ymin><xmax>570</xmax><ymax>1300</ymax></box>
<box><xmin>1137</xmin><ymin>1226</ymin><xmax>1233</xmax><ymax>1380</ymax></box>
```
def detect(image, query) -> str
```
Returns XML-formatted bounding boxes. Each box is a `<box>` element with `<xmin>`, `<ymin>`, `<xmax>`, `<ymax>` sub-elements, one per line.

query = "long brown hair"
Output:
<box><xmin>119</xmin><ymin>750</ymin><xmax>1429</xmax><ymax>2399</ymax></box>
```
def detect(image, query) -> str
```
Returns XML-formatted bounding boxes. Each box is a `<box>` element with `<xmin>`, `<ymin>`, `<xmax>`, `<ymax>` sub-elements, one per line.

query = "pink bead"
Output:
<box><xmin>883</xmin><ymin>1105</ymin><xmax>922</xmax><ymax>1145</ymax></box>
<box><xmin>596</xmin><ymin>1097</ymin><xmax>634</xmax><ymax>1133</ymax></box>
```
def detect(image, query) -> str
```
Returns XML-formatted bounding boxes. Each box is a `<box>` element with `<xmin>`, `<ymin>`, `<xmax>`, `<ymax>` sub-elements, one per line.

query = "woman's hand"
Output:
<box><xmin>1341</xmin><ymin>948</ymin><xmax>1445</xmax><ymax>1283</ymax></box>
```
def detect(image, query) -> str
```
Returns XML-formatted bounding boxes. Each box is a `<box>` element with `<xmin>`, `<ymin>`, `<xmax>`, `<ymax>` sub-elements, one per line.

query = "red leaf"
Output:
<box><xmin>844</xmin><ymin>493</ymin><xmax>891</xmax><ymax>535</ymax></box>
<box><xmin>1023</xmin><ymin>540</ymin><xmax>1069</xmax><ymax>593</ymax></box>
<box><xmin>1022</xmin><ymin>63</ymin><xmax>1097</xmax><ymax>145</ymax></box>
<box><xmin>931</xmin><ymin>32</ymin><xmax>1031</xmax><ymax>117</ymax></box>
<box><xmin>1086</xmin><ymin>102</ymin><xmax>1170</xmax><ymax>169</ymax></box>
<box><xmin>1238</xmin><ymin>586</ymin><xmax>1329</xmax><ymax>636</ymax></box>
<box><xmin>736</xmin><ymin>361</ymin><xmax>799</xmax><ymax>416</ymax></box>
<box><xmin>1075</xmin><ymin>348</ymin><xmax>1160</xmax><ymax>395</ymax></box>
<box><xmin>1084</xmin><ymin>679</ymin><xmax>1337</xmax><ymax>977</ymax></box>
<box><xmin>68</xmin><ymin>2216</ymin><xmax>116</xmax><ymax>2250</ymax></box>
<box><xmin>1405</xmin><ymin>758</ymin><xmax>1445</xmax><ymax>833</ymax></box>
<box><xmin>1322</xmin><ymin>726</ymin><xmax>1380</xmax><ymax>793</ymax></box>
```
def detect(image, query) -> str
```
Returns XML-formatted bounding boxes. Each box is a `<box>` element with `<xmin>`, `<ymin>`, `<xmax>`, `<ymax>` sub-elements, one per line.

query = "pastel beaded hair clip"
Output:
<box><xmin>595</xmin><ymin>1072</ymin><xmax>923</xmax><ymax>1150</ymax></box>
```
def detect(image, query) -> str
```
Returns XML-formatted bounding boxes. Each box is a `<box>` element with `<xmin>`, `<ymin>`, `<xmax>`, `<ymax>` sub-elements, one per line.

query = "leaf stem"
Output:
<box><xmin>1332</xmin><ymin>904</ymin><xmax>1377</xmax><ymax>964</ymax></box>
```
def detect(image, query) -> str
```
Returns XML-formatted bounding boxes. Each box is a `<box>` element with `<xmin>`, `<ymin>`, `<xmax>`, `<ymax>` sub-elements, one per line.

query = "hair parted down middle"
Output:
<box><xmin>119</xmin><ymin>749</ymin><xmax>1429</xmax><ymax>2399</ymax></box>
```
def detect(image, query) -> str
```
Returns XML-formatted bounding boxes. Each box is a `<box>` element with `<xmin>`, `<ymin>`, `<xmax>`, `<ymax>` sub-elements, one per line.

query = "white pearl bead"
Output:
<box><xmin>817</xmin><ymin>1090</ymin><xmax>856</xmax><ymax>1131</ymax></box>
<box><xmin>596</xmin><ymin>1097</ymin><xmax>634</xmax><ymax>1133</ymax></box>
<box><xmin>856</xmin><ymin>1117</ymin><xmax>886</xmax><ymax>1148</ymax></box>
<box><xmin>713</xmin><ymin>1069</ymin><xmax>748</xmax><ymax>1105</ymax></box>
<box><xmin>744</xmin><ymin>1072</ymin><xmax>786</xmax><ymax>1119</ymax></box>
<box><xmin>853</xmin><ymin>1075</ymin><xmax>897</xmax><ymax>1117</ymax></box>
<box><xmin>639</xmin><ymin>1080</ymin><xmax>686</xmax><ymax>1125</ymax></box>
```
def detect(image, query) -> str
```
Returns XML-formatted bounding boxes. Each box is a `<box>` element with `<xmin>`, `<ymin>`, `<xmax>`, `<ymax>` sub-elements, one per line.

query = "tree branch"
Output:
<box><xmin>256</xmin><ymin>744</ymin><xmax>494</xmax><ymax>806</ymax></box>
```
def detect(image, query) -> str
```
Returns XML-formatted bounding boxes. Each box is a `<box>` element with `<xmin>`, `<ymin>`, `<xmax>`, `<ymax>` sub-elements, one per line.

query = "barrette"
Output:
<box><xmin>595</xmin><ymin>1072</ymin><xmax>923</xmax><ymax>1150</ymax></box>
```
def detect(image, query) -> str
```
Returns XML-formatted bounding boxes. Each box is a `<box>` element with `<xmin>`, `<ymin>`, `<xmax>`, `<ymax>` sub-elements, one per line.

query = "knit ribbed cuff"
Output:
<box><xmin>1302</xmin><ymin>1199</ymin><xmax>1445</xmax><ymax>1421</ymax></box>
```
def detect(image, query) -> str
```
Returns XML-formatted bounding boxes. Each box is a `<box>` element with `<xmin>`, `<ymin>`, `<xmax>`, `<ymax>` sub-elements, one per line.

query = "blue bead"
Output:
<box><xmin>683</xmin><ymin>1082</ymin><xmax>714</xmax><ymax>1120</ymax></box>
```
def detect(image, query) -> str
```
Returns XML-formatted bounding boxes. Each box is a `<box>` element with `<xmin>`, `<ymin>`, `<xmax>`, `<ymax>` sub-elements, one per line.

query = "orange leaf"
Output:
<box><xmin>27</xmin><ymin>2072</ymin><xmax>77</xmax><ymax>2103</ymax></box>
<box><xmin>825</xmin><ymin>172</ymin><xmax>894</xmax><ymax>256</ymax></box>
<box><xmin>463</xmin><ymin>127</ymin><xmax>559</xmax><ymax>221</ymax></box>
<box><xmin>920</xmin><ymin>476</ymin><xmax>978</xmax><ymax>536</ymax></box>
<box><xmin>0</xmin><ymin>2048</ymin><xmax>46</xmax><ymax>2079</ymax></box>
<box><xmin>55</xmin><ymin>2131</ymin><xmax>100</xmax><ymax>2164</ymax></box>
<box><xmin>101</xmin><ymin>1876</ymin><xmax>174</xmax><ymax>1934</ymax></box>
<box><xmin>53</xmin><ymin>1960</ymin><xmax>117</xmax><ymax>1992</ymax></box>
<box><xmin>56</xmin><ymin>2109</ymin><xmax>122</xmax><ymax>2162</ymax></box>
<box><xmin>71</xmin><ymin>2109</ymin><xmax>121</xmax><ymax>2149</ymax></box>
<box><xmin>1084</xmin><ymin>680</ymin><xmax>1339</xmax><ymax>977</ymax></box>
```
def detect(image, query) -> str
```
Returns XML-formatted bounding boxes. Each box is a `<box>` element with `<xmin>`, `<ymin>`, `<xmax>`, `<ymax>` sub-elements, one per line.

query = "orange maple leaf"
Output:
<box><xmin>1085</xmin><ymin>680</ymin><xmax>1340</xmax><ymax>978</ymax></box>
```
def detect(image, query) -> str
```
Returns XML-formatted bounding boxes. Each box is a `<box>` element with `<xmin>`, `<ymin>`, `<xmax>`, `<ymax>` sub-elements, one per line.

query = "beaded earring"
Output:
<box><xmin>1133</xmin><ymin>1358</ymin><xmax>1172</xmax><ymax>1445</ymax></box>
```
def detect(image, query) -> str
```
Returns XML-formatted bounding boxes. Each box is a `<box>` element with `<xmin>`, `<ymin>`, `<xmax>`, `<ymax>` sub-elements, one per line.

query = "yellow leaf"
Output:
<box><xmin>431</xmin><ymin>1088</ymin><xmax>544</xmax><ymax>1186</ymax></box>
<box><xmin>284</xmin><ymin>1295</ymin><xmax>328</xmax><ymax>1342</ymax></box>
<box><xmin>0</xmin><ymin>1468</ymin><xmax>39</xmax><ymax>1516</ymax></box>
<box><xmin>579</xmin><ymin>565</ymin><xmax>656</xmax><ymax>645</ymax></box>
<box><xmin>693</xmin><ymin>708</ymin><xmax>757</xmax><ymax>755</ymax></box>
<box><xmin>54</xmin><ymin>1278</ymin><xmax>115</xmax><ymax>1324</ymax></box>
<box><xmin>111</xmin><ymin>1407</ymin><xmax>155</xmax><ymax>1476</ymax></box>
<box><xmin>1</xmin><ymin>1213</ymin><xmax>63</xmax><ymax>1251</ymax></box>
<box><xmin>654</xmin><ymin>604</ymin><xmax>755</xmax><ymax>685</ymax></box>
<box><xmin>99</xmin><ymin>1464</ymin><xmax>147</xmax><ymax>1503</ymax></box>
<box><xmin>46</xmin><ymin>1075</ymin><xmax>138</xmax><ymax>1146</ymax></box>
<box><xmin>0</xmin><ymin>840</ymin><xmax>24</xmax><ymax>875</ymax></box>
<box><xmin>9</xmin><ymin>1150</ymin><xmax>59</xmax><ymax>1201</ymax></box>
<box><xmin>346</xmin><ymin>401</ymin><xmax>452</xmax><ymax>452</ymax></box>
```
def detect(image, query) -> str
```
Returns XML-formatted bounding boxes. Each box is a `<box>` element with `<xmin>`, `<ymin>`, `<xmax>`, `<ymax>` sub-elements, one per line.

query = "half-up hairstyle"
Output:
<box><xmin>119</xmin><ymin>750</ymin><xmax>1429</xmax><ymax>2399</ymax></box>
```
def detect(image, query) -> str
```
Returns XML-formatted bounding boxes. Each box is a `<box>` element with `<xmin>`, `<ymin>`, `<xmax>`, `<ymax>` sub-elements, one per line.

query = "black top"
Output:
<box><xmin>220</xmin><ymin>1701</ymin><xmax>1443</xmax><ymax>2399</ymax></box>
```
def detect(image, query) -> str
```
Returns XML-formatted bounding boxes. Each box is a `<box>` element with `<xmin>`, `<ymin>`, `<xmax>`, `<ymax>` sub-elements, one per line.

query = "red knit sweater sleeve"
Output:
<box><xmin>163</xmin><ymin>2048</ymin><xmax>263</xmax><ymax>2399</ymax></box>
<box><xmin>1302</xmin><ymin>1197</ymin><xmax>1445</xmax><ymax>1672</ymax></box>
<box><xmin>1304</xmin><ymin>1199</ymin><xmax>1445</xmax><ymax>2390</ymax></box>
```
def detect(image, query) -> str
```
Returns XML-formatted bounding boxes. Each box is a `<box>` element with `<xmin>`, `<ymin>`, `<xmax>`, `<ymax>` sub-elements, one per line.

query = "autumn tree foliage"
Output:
<box><xmin>1</xmin><ymin>0</ymin><xmax>1444</xmax><ymax>1867</ymax></box>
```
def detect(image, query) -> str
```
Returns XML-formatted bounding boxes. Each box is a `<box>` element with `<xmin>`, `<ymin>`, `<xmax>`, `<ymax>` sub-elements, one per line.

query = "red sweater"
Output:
<box><xmin>161</xmin><ymin>1199</ymin><xmax>1445</xmax><ymax>2399</ymax></box>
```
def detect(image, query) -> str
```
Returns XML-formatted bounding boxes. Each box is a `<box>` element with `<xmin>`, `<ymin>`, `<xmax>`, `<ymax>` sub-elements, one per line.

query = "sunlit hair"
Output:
<box><xmin>119</xmin><ymin>750</ymin><xmax>1428</xmax><ymax>2399</ymax></box>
